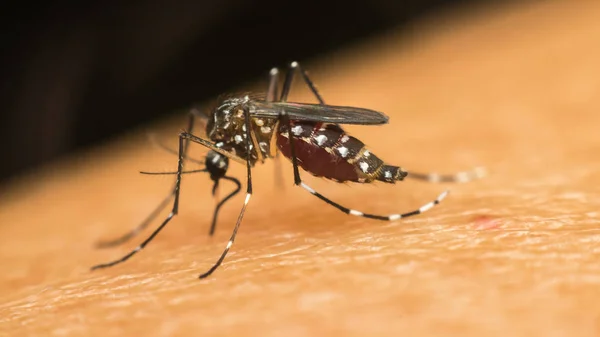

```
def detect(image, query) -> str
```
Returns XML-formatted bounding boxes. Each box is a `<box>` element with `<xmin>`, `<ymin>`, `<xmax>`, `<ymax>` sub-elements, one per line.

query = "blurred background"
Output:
<box><xmin>1</xmin><ymin>0</ymin><xmax>499</xmax><ymax>186</ymax></box>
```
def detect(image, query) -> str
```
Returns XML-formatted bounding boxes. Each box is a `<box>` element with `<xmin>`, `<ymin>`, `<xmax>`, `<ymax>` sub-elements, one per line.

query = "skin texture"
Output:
<box><xmin>2</xmin><ymin>0</ymin><xmax>600</xmax><ymax>336</ymax></box>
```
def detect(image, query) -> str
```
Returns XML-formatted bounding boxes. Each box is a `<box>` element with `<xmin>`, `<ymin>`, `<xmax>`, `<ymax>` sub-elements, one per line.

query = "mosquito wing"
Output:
<box><xmin>251</xmin><ymin>101</ymin><xmax>389</xmax><ymax>125</ymax></box>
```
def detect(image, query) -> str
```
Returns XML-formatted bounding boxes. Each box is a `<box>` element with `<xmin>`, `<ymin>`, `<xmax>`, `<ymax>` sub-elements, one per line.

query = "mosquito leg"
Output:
<box><xmin>291</xmin><ymin>61</ymin><xmax>325</xmax><ymax>104</ymax></box>
<box><xmin>281</xmin><ymin>110</ymin><xmax>448</xmax><ymax>221</ymax></box>
<box><xmin>136</xmin><ymin>167</ymin><xmax>241</xmax><ymax>239</ymax></box>
<box><xmin>279</xmin><ymin>61</ymin><xmax>325</xmax><ymax>104</ymax></box>
<box><xmin>95</xmin><ymin>193</ymin><xmax>174</xmax><ymax>248</ymax></box>
<box><xmin>277</xmin><ymin>62</ymin><xmax>320</xmax><ymax>185</ymax></box>
<box><xmin>281</xmin><ymin>63</ymin><xmax>485</xmax><ymax>185</ymax></box>
<box><xmin>91</xmin><ymin>130</ymin><xmax>188</xmax><ymax>270</ymax></box>
<box><xmin>283</xmin><ymin>63</ymin><xmax>483</xmax><ymax>185</ymax></box>
<box><xmin>147</xmin><ymin>132</ymin><xmax>204</xmax><ymax>166</ymax></box>
<box><xmin>146</xmin><ymin>133</ymin><xmax>243</xmax><ymax>236</ymax></box>
<box><xmin>303</xmin><ymin>182</ymin><xmax>448</xmax><ymax>220</ymax></box>
<box><xmin>282</xmin><ymin>63</ymin><xmax>485</xmax><ymax>185</ymax></box>
<box><xmin>407</xmin><ymin>167</ymin><xmax>487</xmax><ymax>183</ymax></box>
<box><xmin>279</xmin><ymin>61</ymin><xmax>344</xmax><ymax>137</ymax></box>
<box><xmin>279</xmin><ymin>63</ymin><xmax>295</xmax><ymax>102</ymax></box>
<box><xmin>95</xmin><ymin>113</ymin><xmax>197</xmax><ymax>248</ymax></box>
<box><xmin>280</xmin><ymin>111</ymin><xmax>302</xmax><ymax>184</ymax></box>
<box><xmin>198</xmin><ymin>107</ymin><xmax>254</xmax><ymax>279</ymax></box>
<box><xmin>208</xmin><ymin>176</ymin><xmax>242</xmax><ymax>236</ymax></box>
<box><xmin>266</xmin><ymin>67</ymin><xmax>279</xmax><ymax>102</ymax></box>
<box><xmin>264</xmin><ymin>67</ymin><xmax>285</xmax><ymax>189</ymax></box>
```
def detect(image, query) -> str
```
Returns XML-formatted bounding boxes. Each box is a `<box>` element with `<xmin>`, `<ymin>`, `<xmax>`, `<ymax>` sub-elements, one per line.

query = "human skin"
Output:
<box><xmin>2</xmin><ymin>1</ymin><xmax>600</xmax><ymax>336</ymax></box>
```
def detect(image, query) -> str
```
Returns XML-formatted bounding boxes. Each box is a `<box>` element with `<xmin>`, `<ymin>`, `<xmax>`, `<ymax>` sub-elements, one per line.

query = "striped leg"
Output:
<box><xmin>91</xmin><ymin>128</ymin><xmax>189</xmax><ymax>270</ymax></box>
<box><xmin>266</xmin><ymin>67</ymin><xmax>279</xmax><ymax>102</ymax></box>
<box><xmin>279</xmin><ymin>61</ymin><xmax>325</xmax><ymax>104</ymax></box>
<box><xmin>91</xmin><ymin>112</ymin><xmax>249</xmax><ymax>275</ymax></box>
<box><xmin>137</xmin><ymin>167</ymin><xmax>242</xmax><ymax>237</ymax></box>
<box><xmin>272</xmin><ymin>61</ymin><xmax>327</xmax><ymax>187</ymax></box>
<box><xmin>407</xmin><ymin>166</ymin><xmax>487</xmax><ymax>183</ymax></box>
<box><xmin>95</xmin><ymin>112</ymin><xmax>197</xmax><ymax>248</ymax></box>
<box><xmin>300</xmin><ymin>182</ymin><xmax>449</xmax><ymax>221</ymax></box>
<box><xmin>277</xmin><ymin>61</ymin><xmax>485</xmax><ymax>186</ymax></box>
<box><xmin>267</xmin><ymin>67</ymin><xmax>286</xmax><ymax>189</ymax></box>
<box><xmin>197</xmin><ymin>106</ymin><xmax>255</xmax><ymax>279</ymax></box>
<box><xmin>142</xmin><ymin>131</ymin><xmax>243</xmax><ymax>237</ymax></box>
<box><xmin>280</xmin><ymin>107</ymin><xmax>448</xmax><ymax>221</ymax></box>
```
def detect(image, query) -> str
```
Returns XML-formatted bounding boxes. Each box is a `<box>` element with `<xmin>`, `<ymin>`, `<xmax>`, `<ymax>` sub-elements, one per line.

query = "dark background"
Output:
<box><xmin>1</xmin><ymin>0</ymin><xmax>486</xmax><ymax>185</ymax></box>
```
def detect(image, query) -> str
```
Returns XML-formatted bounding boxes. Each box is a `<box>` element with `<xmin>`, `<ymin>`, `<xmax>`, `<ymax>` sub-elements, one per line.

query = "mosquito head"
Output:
<box><xmin>205</xmin><ymin>150</ymin><xmax>229</xmax><ymax>195</ymax></box>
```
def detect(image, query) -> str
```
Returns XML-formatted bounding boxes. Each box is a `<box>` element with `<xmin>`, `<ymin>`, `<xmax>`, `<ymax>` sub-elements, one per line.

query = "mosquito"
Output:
<box><xmin>91</xmin><ymin>61</ymin><xmax>485</xmax><ymax>278</ymax></box>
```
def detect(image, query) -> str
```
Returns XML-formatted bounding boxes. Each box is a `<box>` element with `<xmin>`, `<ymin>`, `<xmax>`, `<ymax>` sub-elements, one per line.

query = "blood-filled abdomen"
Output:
<box><xmin>276</xmin><ymin>123</ymin><xmax>364</xmax><ymax>182</ymax></box>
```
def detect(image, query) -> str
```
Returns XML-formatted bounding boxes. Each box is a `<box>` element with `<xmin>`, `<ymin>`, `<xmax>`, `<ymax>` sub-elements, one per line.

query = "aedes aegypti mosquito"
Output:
<box><xmin>91</xmin><ymin>61</ymin><xmax>485</xmax><ymax>278</ymax></box>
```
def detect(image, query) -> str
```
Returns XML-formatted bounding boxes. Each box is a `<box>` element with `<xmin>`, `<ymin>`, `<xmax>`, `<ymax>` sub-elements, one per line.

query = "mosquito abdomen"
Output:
<box><xmin>277</xmin><ymin>123</ymin><xmax>360</xmax><ymax>182</ymax></box>
<box><xmin>277</xmin><ymin>122</ymin><xmax>408</xmax><ymax>184</ymax></box>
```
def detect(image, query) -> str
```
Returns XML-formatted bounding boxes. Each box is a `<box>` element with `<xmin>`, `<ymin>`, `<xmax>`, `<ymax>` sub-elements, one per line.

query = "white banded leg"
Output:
<box><xmin>198</xmin><ymin>106</ymin><xmax>255</xmax><ymax>279</ymax></box>
<box><xmin>91</xmin><ymin>129</ymin><xmax>189</xmax><ymax>270</ymax></box>
<box><xmin>279</xmin><ymin>103</ymin><xmax>447</xmax><ymax>222</ymax></box>
<box><xmin>407</xmin><ymin>167</ymin><xmax>487</xmax><ymax>183</ymax></box>
<box><xmin>280</xmin><ymin>61</ymin><xmax>325</xmax><ymax>104</ymax></box>
<box><xmin>273</xmin><ymin>61</ymin><xmax>333</xmax><ymax>188</ymax></box>
<box><xmin>266</xmin><ymin>67</ymin><xmax>279</xmax><ymax>102</ymax></box>
<box><xmin>300</xmin><ymin>182</ymin><xmax>449</xmax><ymax>221</ymax></box>
<box><xmin>267</xmin><ymin>67</ymin><xmax>286</xmax><ymax>188</ymax></box>
<box><xmin>198</xmin><ymin>192</ymin><xmax>251</xmax><ymax>279</ymax></box>
<box><xmin>94</xmin><ymin>112</ymin><xmax>197</xmax><ymax>249</ymax></box>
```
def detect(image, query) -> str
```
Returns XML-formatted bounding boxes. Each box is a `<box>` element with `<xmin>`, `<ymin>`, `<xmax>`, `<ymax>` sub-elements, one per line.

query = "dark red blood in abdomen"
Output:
<box><xmin>277</xmin><ymin>133</ymin><xmax>359</xmax><ymax>182</ymax></box>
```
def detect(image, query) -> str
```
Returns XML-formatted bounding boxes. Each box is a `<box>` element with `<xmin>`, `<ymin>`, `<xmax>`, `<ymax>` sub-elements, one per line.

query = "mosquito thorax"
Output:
<box><xmin>206</xmin><ymin>96</ymin><xmax>249</xmax><ymax>144</ymax></box>
<box><xmin>205</xmin><ymin>95</ymin><xmax>278</xmax><ymax>163</ymax></box>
